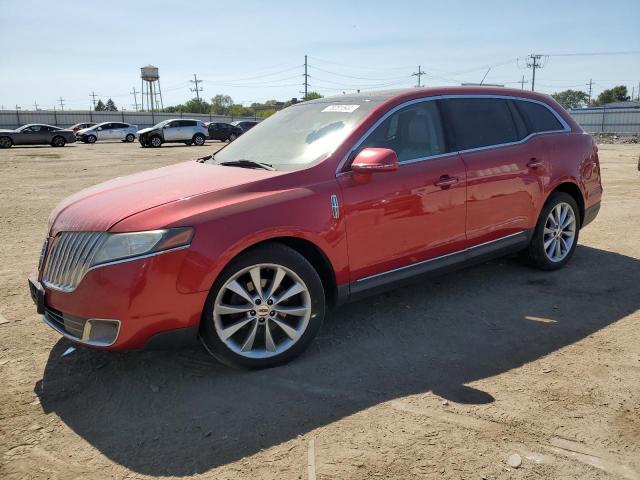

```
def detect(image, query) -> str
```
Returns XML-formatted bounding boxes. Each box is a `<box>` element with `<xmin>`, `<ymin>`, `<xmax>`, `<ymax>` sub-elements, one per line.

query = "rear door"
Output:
<box><xmin>339</xmin><ymin>99</ymin><xmax>467</xmax><ymax>282</ymax></box>
<box><xmin>181</xmin><ymin>120</ymin><xmax>197</xmax><ymax>140</ymax></box>
<box><xmin>440</xmin><ymin>97</ymin><xmax>550</xmax><ymax>246</ymax></box>
<box><xmin>111</xmin><ymin>123</ymin><xmax>128</xmax><ymax>139</ymax></box>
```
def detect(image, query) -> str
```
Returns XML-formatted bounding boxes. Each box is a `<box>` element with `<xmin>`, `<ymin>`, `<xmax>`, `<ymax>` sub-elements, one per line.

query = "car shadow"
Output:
<box><xmin>35</xmin><ymin>245</ymin><xmax>640</xmax><ymax>476</ymax></box>
<box><xmin>6</xmin><ymin>145</ymin><xmax>78</xmax><ymax>149</ymax></box>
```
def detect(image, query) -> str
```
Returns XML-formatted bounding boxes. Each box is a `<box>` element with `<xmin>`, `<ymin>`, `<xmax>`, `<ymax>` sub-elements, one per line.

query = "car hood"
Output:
<box><xmin>136</xmin><ymin>127</ymin><xmax>157</xmax><ymax>135</ymax></box>
<box><xmin>48</xmin><ymin>160</ymin><xmax>285</xmax><ymax>235</ymax></box>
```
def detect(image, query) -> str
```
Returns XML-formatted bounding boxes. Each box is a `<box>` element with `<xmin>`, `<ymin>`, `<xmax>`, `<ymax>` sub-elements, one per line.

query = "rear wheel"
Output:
<box><xmin>0</xmin><ymin>136</ymin><xmax>12</xmax><ymax>148</ymax></box>
<box><xmin>525</xmin><ymin>192</ymin><xmax>580</xmax><ymax>270</ymax></box>
<box><xmin>125</xmin><ymin>133</ymin><xmax>135</xmax><ymax>142</ymax></box>
<box><xmin>193</xmin><ymin>133</ymin><xmax>206</xmax><ymax>146</ymax></box>
<box><xmin>200</xmin><ymin>243</ymin><xmax>325</xmax><ymax>369</ymax></box>
<box><xmin>51</xmin><ymin>136</ymin><xmax>66</xmax><ymax>147</ymax></box>
<box><xmin>150</xmin><ymin>136</ymin><xmax>162</xmax><ymax>148</ymax></box>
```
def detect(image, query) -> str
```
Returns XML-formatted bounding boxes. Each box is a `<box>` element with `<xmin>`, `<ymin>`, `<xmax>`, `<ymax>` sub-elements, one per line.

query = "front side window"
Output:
<box><xmin>359</xmin><ymin>101</ymin><xmax>447</xmax><ymax>163</ymax></box>
<box><xmin>516</xmin><ymin>100</ymin><xmax>564</xmax><ymax>133</ymax></box>
<box><xmin>442</xmin><ymin>98</ymin><xmax>519</xmax><ymax>150</ymax></box>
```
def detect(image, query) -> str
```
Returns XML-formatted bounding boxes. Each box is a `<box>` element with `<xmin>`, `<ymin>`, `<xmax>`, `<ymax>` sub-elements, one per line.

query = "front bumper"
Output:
<box><xmin>30</xmin><ymin>248</ymin><xmax>208</xmax><ymax>350</ymax></box>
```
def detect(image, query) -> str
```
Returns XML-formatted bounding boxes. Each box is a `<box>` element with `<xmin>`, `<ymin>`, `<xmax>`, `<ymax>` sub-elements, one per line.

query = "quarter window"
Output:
<box><xmin>441</xmin><ymin>98</ymin><xmax>519</xmax><ymax>150</ymax></box>
<box><xmin>359</xmin><ymin>101</ymin><xmax>447</xmax><ymax>163</ymax></box>
<box><xmin>516</xmin><ymin>100</ymin><xmax>564</xmax><ymax>133</ymax></box>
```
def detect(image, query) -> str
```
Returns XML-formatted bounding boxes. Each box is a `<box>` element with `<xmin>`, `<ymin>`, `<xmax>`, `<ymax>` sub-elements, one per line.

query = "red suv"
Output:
<box><xmin>29</xmin><ymin>87</ymin><xmax>602</xmax><ymax>368</ymax></box>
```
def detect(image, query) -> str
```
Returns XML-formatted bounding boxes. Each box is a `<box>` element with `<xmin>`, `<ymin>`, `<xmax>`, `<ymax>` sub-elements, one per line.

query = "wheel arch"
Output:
<box><xmin>547</xmin><ymin>181</ymin><xmax>585</xmax><ymax>227</ymax></box>
<box><xmin>208</xmin><ymin>236</ymin><xmax>339</xmax><ymax>309</ymax></box>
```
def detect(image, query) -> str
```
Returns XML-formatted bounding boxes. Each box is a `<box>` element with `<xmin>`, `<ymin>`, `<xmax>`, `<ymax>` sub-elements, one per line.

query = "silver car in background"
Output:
<box><xmin>137</xmin><ymin>119</ymin><xmax>208</xmax><ymax>147</ymax></box>
<box><xmin>76</xmin><ymin>122</ymin><xmax>138</xmax><ymax>144</ymax></box>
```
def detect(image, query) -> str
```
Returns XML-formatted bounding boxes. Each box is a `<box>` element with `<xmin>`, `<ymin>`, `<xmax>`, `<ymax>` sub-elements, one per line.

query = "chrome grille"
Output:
<box><xmin>44</xmin><ymin>307</ymin><xmax>87</xmax><ymax>339</ymax></box>
<box><xmin>42</xmin><ymin>232</ymin><xmax>106</xmax><ymax>292</ymax></box>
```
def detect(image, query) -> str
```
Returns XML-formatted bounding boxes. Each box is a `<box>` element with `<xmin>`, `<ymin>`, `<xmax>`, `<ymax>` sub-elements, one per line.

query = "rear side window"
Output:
<box><xmin>359</xmin><ymin>100</ymin><xmax>447</xmax><ymax>163</ymax></box>
<box><xmin>441</xmin><ymin>98</ymin><xmax>519</xmax><ymax>150</ymax></box>
<box><xmin>183</xmin><ymin>120</ymin><xmax>197</xmax><ymax>127</ymax></box>
<box><xmin>516</xmin><ymin>100</ymin><xmax>564</xmax><ymax>133</ymax></box>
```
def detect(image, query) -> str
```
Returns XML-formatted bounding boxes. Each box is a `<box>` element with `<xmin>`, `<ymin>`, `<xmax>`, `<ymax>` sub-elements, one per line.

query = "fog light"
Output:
<box><xmin>82</xmin><ymin>319</ymin><xmax>120</xmax><ymax>346</ymax></box>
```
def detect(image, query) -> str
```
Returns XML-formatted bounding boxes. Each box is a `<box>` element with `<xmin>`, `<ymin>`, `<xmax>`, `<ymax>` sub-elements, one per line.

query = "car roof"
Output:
<box><xmin>22</xmin><ymin>123</ymin><xmax>59</xmax><ymax>129</ymax></box>
<box><xmin>300</xmin><ymin>86</ymin><xmax>556</xmax><ymax>106</ymax></box>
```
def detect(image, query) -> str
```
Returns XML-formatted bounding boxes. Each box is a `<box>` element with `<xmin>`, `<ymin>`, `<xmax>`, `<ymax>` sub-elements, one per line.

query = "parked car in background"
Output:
<box><xmin>68</xmin><ymin>122</ymin><xmax>97</xmax><ymax>133</ymax></box>
<box><xmin>29</xmin><ymin>87</ymin><xmax>602</xmax><ymax>369</ymax></box>
<box><xmin>76</xmin><ymin>122</ymin><xmax>138</xmax><ymax>144</ymax></box>
<box><xmin>207</xmin><ymin>122</ymin><xmax>244</xmax><ymax>142</ymax></box>
<box><xmin>231</xmin><ymin>120</ymin><xmax>258</xmax><ymax>132</ymax></box>
<box><xmin>0</xmin><ymin>124</ymin><xmax>76</xmax><ymax>148</ymax></box>
<box><xmin>138</xmin><ymin>119</ymin><xmax>208</xmax><ymax>148</ymax></box>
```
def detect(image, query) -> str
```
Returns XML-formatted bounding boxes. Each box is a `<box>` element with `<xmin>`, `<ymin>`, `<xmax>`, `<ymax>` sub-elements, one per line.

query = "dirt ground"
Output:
<box><xmin>0</xmin><ymin>140</ymin><xmax>639</xmax><ymax>480</ymax></box>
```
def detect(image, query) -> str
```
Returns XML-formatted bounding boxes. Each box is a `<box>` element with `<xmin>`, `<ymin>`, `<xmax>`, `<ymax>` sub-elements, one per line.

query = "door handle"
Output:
<box><xmin>434</xmin><ymin>175</ymin><xmax>459</xmax><ymax>188</ymax></box>
<box><xmin>527</xmin><ymin>158</ymin><xmax>544</xmax><ymax>169</ymax></box>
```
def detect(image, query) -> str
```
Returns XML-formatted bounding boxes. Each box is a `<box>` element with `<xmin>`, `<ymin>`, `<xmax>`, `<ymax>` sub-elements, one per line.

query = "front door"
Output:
<box><xmin>338</xmin><ymin>99</ymin><xmax>467</xmax><ymax>282</ymax></box>
<box><xmin>163</xmin><ymin>121</ymin><xmax>182</xmax><ymax>141</ymax></box>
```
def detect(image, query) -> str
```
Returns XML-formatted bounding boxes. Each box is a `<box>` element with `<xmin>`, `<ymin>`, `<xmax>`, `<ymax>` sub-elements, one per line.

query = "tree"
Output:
<box><xmin>303</xmin><ymin>92</ymin><xmax>323</xmax><ymax>101</ymax></box>
<box><xmin>94</xmin><ymin>99</ymin><xmax>105</xmax><ymax>111</ymax></box>
<box><xmin>551</xmin><ymin>89</ymin><xmax>589</xmax><ymax>109</ymax></box>
<box><xmin>105</xmin><ymin>98</ymin><xmax>118</xmax><ymax>111</ymax></box>
<box><xmin>593</xmin><ymin>85</ymin><xmax>630</xmax><ymax>106</ymax></box>
<box><xmin>211</xmin><ymin>94</ymin><xmax>233</xmax><ymax>115</ymax></box>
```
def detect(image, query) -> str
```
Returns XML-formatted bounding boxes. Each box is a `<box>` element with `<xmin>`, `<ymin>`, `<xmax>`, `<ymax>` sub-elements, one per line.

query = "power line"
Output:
<box><xmin>542</xmin><ymin>50</ymin><xmax>640</xmax><ymax>57</ymax></box>
<box><xmin>412</xmin><ymin>65</ymin><xmax>425</xmax><ymax>87</ymax></box>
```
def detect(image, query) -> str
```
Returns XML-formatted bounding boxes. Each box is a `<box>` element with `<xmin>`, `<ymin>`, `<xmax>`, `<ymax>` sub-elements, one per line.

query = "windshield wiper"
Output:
<box><xmin>218</xmin><ymin>159</ymin><xmax>275</xmax><ymax>171</ymax></box>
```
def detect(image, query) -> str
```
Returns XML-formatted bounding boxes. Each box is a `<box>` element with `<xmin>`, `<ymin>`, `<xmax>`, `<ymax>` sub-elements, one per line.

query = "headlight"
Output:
<box><xmin>90</xmin><ymin>228</ymin><xmax>193</xmax><ymax>267</ymax></box>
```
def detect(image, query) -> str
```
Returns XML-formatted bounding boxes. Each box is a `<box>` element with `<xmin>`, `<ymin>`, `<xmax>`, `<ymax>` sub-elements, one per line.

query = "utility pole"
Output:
<box><xmin>33</xmin><ymin>101</ymin><xmax>39</xmax><ymax>110</ymax></box>
<box><xmin>130</xmin><ymin>87</ymin><xmax>139</xmax><ymax>111</ymax></box>
<box><xmin>190</xmin><ymin>74</ymin><xmax>203</xmax><ymax>101</ymax></box>
<box><xmin>526</xmin><ymin>54</ymin><xmax>543</xmax><ymax>92</ymax></box>
<box><xmin>587</xmin><ymin>78</ymin><xmax>593</xmax><ymax>106</ymax></box>
<box><xmin>90</xmin><ymin>91</ymin><xmax>98</xmax><ymax>110</ymax></box>
<box><xmin>57</xmin><ymin>97</ymin><xmax>65</xmax><ymax>111</ymax></box>
<box><xmin>412</xmin><ymin>65</ymin><xmax>425</xmax><ymax>87</ymax></box>
<box><xmin>519</xmin><ymin>75</ymin><xmax>529</xmax><ymax>90</ymax></box>
<box><xmin>302</xmin><ymin>55</ymin><xmax>310</xmax><ymax>99</ymax></box>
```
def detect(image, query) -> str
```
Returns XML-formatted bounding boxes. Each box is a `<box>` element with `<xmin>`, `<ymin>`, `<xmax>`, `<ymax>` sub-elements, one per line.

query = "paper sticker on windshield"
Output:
<box><xmin>322</xmin><ymin>104</ymin><xmax>360</xmax><ymax>113</ymax></box>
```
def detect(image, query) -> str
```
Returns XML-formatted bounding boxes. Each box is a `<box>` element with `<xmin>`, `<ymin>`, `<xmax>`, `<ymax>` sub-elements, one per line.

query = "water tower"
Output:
<box><xmin>140</xmin><ymin>65</ymin><xmax>164</xmax><ymax>112</ymax></box>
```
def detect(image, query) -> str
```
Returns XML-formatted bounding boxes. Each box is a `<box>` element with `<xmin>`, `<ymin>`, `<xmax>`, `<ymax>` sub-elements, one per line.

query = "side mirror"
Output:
<box><xmin>351</xmin><ymin>148</ymin><xmax>398</xmax><ymax>173</ymax></box>
<box><xmin>97</xmin><ymin>127</ymin><xmax>102</xmax><ymax>131</ymax></box>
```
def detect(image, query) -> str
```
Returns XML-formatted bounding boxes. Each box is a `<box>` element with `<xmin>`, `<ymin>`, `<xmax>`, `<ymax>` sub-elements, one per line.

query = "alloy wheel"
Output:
<box><xmin>213</xmin><ymin>263</ymin><xmax>311</xmax><ymax>359</ymax></box>
<box><xmin>543</xmin><ymin>202</ymin><xmax>576</xmax><ymax>262</ymax></box>
<box><xmin>0</xmin><ymin>137</ymin><xmax>12</xmax><ymax>148</ymax></box>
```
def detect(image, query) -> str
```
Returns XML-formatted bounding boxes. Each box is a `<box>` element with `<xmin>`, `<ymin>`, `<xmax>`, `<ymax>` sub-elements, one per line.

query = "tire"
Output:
<box><xmin>149</xmin><ymin>136</ymin><xmax>162</xmax><ymax>148</ymax></box>
<box><xmin>193</xmin><ymin>133</ymin><xmax>206</xmax><ymax>146</ymax></box>
<box><xmin>51</xmin><ymin>136</ymin><xmax>66</xmax><ymax>147</ymax></box>
<box><xmin>86</xmin><ymin>135</ymin><xmax>97</xmax><ymax>144</ymax></box>
<box><xmin>525</xmin><ymin>192</ymin><xmax>581</xmax><ymax>270</ymax></box>
<box><xmin>228</xmin><ymin>133</ymin><xmax>237</xmax><ymax>142</ymax></box>
<box><xmin>200</xmin><ymin>243</ymin><xmax>325</xmax><ymax>369</ymax></box>
<box><xmin>125</xmin><ymin>133</ymin><xmax>135</xmax><ymax>142</ymax></box>
<box><xmin>0</xmin><ymin>136</ymin><xmax>13</xmax><ymax>148</ymax></box>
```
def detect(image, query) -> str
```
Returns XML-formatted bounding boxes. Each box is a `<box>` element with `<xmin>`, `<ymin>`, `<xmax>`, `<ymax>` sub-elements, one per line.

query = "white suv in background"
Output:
<box><xmin>76</xmin><ymin>122</ymin><xmax>138</xmax><ymax>143</ymax></box>
<box><xmin>137</xmin><ymin>119</ymin><xmax>208</xmax><ymax>148</ymax></box>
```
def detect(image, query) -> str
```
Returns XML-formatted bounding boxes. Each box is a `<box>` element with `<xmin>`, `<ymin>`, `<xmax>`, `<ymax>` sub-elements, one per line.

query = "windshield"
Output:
<box><xmin>151</xmin><ymin>120</ymin><xmax>171</xmax><ymax>129</ymax></box>
<box><xmin>210</xmin><ymin>100</ymin><xmax>381</xmax><ymax>170</ymax></box>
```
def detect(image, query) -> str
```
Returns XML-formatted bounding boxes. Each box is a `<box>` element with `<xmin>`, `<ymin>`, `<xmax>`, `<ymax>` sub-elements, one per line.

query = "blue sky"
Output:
<box><xmin>1</xmin><ymin>0</ymin><xmax>639</xmax><ymax>110</ymax></box>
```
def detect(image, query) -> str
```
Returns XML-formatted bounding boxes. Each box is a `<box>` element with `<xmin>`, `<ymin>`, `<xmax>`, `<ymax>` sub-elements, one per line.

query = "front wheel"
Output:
<box><xmin>200</xmin><ymin>243</ymin><xmax>325</xmax><ymax>369</ymax></box>
<box><xmin>525</xmin><ymin>192</ymin><xmax>580</xmax><ymax>270</ymax></box>
<box><xmin>86</xmin><ymin>135</ymin><xmax>97</xmax><ymax>144</ymax></box>
<box><xmin>228</xmin><ymin>133</ymin><xmax>237</xmax><ymax>142</ymax></box>
<box><xmin>149</xmin><ymin>136</ymin><xmax>162</xmax><ymax>148</ymax></box>
<box><xmin>0</xmin><ymin>136</ymin><xmax>13</xmax><ymax>148</ymax></box>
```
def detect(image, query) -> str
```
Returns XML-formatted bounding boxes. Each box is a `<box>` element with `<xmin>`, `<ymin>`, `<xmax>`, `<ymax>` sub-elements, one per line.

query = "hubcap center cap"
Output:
<box><xmin>256</xmin><ymin>305</ymin><xmax>270</xmax><ymax>317</ymax></box>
